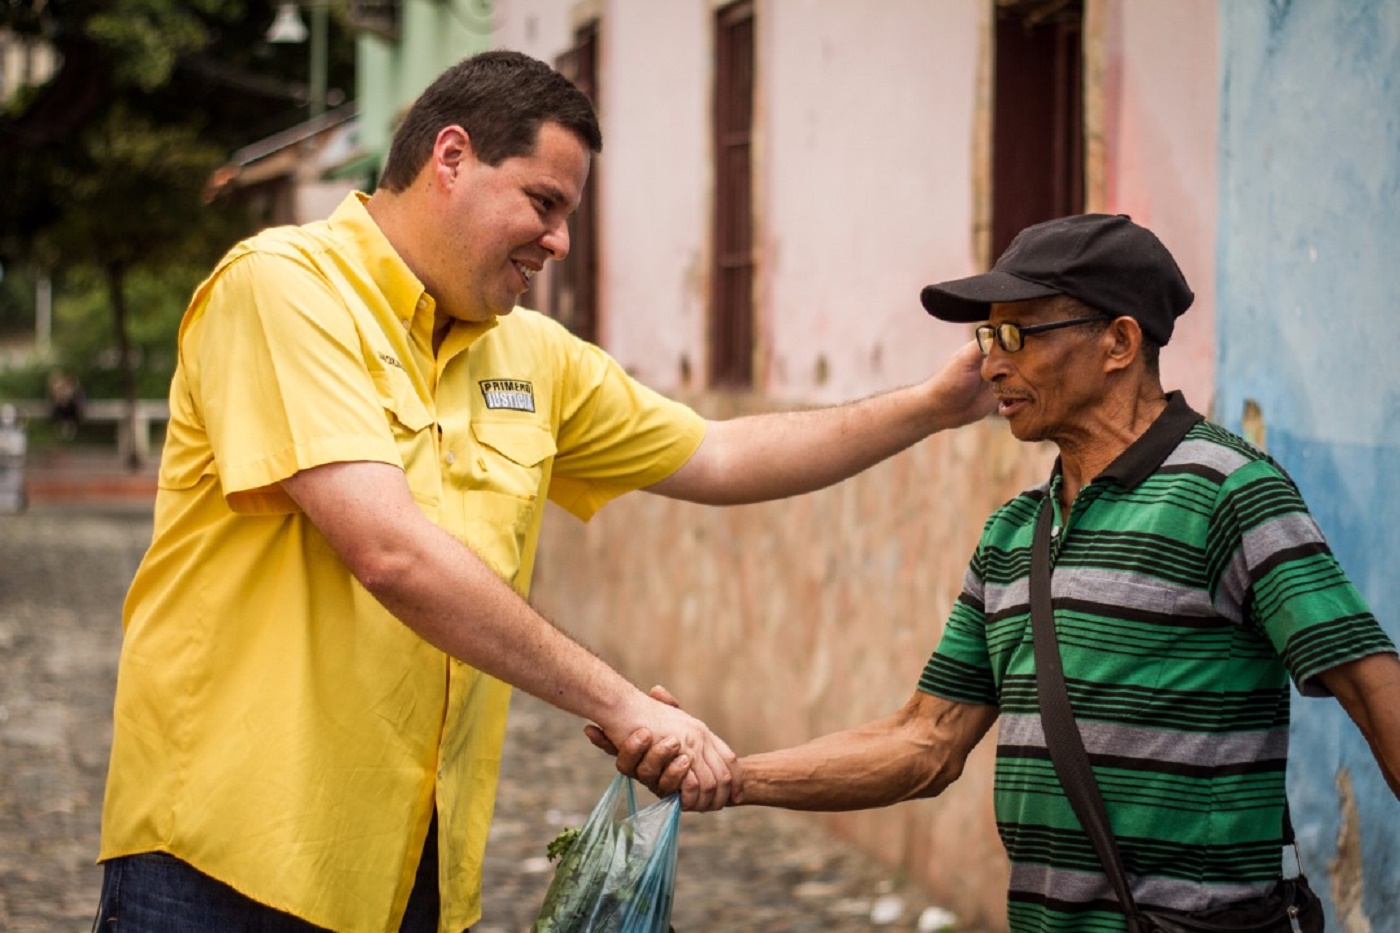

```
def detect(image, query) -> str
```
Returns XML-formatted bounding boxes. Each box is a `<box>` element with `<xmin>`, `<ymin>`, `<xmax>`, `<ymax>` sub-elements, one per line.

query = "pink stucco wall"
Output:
<box><xmin>497</xmin><ymin>0</ymin><xmax>989</xmax><ymax>400</ymax></box>
<box><xmin>489</xmin><ymin>3</ymin><xmax>1221</xmax><ymax>929</ymax></box>
<box><xmin>1098</xmin><ymin>0</ymin><xmax>1218</xmax><ymax>413</ymax></box>
<box><xmin>760</xmin><ymin>0</ymin><xmax>984</xmax><ymax>404</ymax></box>
<box><xmin>591</xmin><ymin>0</ymin><xmax>716</xmax><ymax>389</ymax></box>
<box><xmin>491</xmin><ymin>0</ymin><xmax>580</xmax><ymax>63</ymax></box>
<box><xmin>495</xmin><ymin>0</ymin><xmax>1218</xmax><ymax>410</ymax></box>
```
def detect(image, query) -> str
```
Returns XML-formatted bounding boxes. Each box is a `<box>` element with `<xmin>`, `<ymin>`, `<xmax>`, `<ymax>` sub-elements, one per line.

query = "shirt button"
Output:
<box><xmin>445</xmin><ymin>451</ymin><xmax>456</xmax><ymax>465</ymax></box>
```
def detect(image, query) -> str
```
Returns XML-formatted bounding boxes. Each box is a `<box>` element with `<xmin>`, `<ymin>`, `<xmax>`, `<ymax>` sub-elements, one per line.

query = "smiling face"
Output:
<box><xmin>980</xmin><ymin>297</ymin><xmax>1113</xmax><ymax>444</ymax></box>
<box><xmin>427</xmin><ymin>120</ymin><xmax>590</xmax><ymax>324</ymax></box>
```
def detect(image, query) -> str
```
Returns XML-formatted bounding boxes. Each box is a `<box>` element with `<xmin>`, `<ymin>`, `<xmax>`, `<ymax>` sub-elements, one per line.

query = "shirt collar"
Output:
<box><xmin>328</xmin><ymin>192</ymin><xmax>498</xmax><ymax>348</ymax></box>
<box><xmin>1094</xmin><ymin>390</ymin><xmax>1204</xmax><ymax>489</ymax></box>
<box><xmin>328</xmin><ymin>192</ymin><xmax>427</xmax><ymax>313</ymax></box>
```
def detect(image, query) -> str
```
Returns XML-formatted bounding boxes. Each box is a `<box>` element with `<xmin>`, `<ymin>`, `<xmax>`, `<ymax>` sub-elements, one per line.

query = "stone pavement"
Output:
<box><xmin>0</xmin><ymin>501</ymin><xmax>150</xmax><ymax>932</ymax></box>
<box><xmin>0</xmin><ymin>487</ymin><xmax>986</xmax><ymax>931</ymax></box>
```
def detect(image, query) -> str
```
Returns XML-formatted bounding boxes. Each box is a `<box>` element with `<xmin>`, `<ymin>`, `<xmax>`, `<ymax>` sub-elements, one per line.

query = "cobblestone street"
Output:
<box><xmin>0</xmin><ymin>499</ymin><xmax>984</xmax><ymax>932</ymax></box>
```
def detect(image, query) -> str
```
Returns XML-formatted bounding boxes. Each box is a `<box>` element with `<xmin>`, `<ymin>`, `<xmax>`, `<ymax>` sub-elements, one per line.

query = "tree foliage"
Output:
<box><xmin>3</xmin><ymin>0</ymin><xmax>356</xmax><ymax>258</ymax></box>
<box><xmin>0</xmin><ymin>0</ymin><xmax>354</xmax><ymax>462</ymax></box>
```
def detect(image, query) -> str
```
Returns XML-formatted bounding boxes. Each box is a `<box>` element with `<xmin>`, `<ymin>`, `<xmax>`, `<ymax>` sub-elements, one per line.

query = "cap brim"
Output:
<box><xmin>920</xmin><ymin>271</ymin><xmax>1062</xmax><ymax>322</ymax></box>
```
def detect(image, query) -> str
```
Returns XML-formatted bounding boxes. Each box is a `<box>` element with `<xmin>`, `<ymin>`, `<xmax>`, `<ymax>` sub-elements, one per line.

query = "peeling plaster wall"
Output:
<box><xmin>532</xmin><ymin>416</ymin><xmax>1054</xmax><ymax>931</ymax></box>
<box><xmin>1217</xmin><ymin>2</ymin><xmax>1400</xmax><ymax>926</ymax></box>
<box><xmin>588</xmin><ymin>0</ymin><xmax>714</xmax><ymax>389</ymax></box>
<box><xmin>494</xmin><ymin>2</ymin><xmax>1239</xmax><ymax>927</ymax></box>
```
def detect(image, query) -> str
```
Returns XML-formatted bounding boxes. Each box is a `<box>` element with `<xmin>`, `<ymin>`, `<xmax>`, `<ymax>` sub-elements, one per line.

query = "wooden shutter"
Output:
<box><xmin>711</xmin><ymin>0</ymin><xmax>755</xmax><ymax>388</ymax></box>
<box><xmin>547</xmin><ymin>21</ymin><xmax>600</xmax><ymax>344</ymax></box>
<box><xmin>991</xmin><ymin>0</ymin><xmax>1084</xmax><ymax>261</ymax></box>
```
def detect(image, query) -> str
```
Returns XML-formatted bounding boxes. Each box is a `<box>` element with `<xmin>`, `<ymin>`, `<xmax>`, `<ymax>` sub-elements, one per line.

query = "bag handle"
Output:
<box><xmin>1029</xmin><ymin>494</ymin><xmax>1147</xmax><ymax>930</ymax></box>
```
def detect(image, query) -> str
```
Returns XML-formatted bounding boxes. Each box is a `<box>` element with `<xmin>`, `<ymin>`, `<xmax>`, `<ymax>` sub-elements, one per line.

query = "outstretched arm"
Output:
<box><xmin>648</xmin><ymin>341</ymin><xmax>993</xmax><ymax>506</ymax></box>
<box><xmin>600</xmin><ymin>689</ymin><xmax>996</xmax><ymax>812</ymax></box>
<box><xmin>735</xmin><ymin>691</ymin><xmax>997</xmax><ymax>810</ymax></box>
<box><xmin>1319</xmin><ymin>652</ymin><xmax>1400</xmax><ymax>799</ymax></box>
<box><xmin>281</xmin><ymin>460</ymin><xmax>738</xmax><ymax>810</ymax></box>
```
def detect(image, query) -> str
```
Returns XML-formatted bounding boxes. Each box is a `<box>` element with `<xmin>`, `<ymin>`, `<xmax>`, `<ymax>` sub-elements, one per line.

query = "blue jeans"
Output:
<box><xmin>93</xmin><ymin>815</ymin><xmax>459</xmax><ymax>932</ymax></box>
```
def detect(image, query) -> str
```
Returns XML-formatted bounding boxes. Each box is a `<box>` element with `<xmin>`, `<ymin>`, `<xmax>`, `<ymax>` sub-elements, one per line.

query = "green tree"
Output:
<box><xmin>0</xmin><ymin>0</ymin><xmax>354</xmax><ymax>466</ymax></box>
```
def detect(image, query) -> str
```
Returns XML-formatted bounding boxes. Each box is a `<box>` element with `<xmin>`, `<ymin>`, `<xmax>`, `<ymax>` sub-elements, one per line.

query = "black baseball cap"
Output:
<box><xmin>919</xmin><ymin>213</ymin><xmax>1194</xmax><ymax>345</ymax></box>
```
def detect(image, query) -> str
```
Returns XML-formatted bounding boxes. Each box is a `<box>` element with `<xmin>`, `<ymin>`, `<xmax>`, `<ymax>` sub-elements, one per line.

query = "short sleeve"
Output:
<box><xmin>189</xmin><ymin>251</ymin><xmax>401</xmax><ymax>508</ymax></box>
<box><xmin>546</xmin><ymin>336</ymin><xmax>705</xmax><ymax>521</ymax></box>
<box><xmin>1213</xmin><ymin>459</ymin><xmax>1396</xmax><ymax>695</ymax></box>
<box><xmin>918</xmin><ymin>559</ymin><xmax>1000</xmax><ymax>707</ymax></box>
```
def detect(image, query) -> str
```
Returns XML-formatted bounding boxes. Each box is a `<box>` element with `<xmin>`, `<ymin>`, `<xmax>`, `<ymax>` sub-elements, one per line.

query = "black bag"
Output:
<box><xmin>1136</xmin><ymin>876</ymin><xmax>1322</xmax><ymax>932</ymax></box>
<box><xmin>1028</xmin><ymin>497</ymin><xmax>1325</xmax><ymax>933</ymax></box>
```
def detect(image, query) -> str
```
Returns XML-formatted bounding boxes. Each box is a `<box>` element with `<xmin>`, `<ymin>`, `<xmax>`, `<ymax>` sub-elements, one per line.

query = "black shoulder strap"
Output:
<box><xmin>1028</xmin><ymin>495</ymin><xmax>1144</xmax><ymax>929</ymax></box>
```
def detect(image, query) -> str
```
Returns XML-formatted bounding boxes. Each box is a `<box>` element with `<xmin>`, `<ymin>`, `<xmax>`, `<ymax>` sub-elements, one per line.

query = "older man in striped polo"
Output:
<box><xmin>616</xmin><ymin>213</ymin><xmax>1400</xmax><ymax>933</ymax></box>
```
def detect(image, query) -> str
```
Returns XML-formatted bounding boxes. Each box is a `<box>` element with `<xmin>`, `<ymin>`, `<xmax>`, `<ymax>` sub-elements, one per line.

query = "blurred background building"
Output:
<box><xmin>2</xmin><ymin>2</ymin><xmax>1396</xmax><ymax>930</ymax></box>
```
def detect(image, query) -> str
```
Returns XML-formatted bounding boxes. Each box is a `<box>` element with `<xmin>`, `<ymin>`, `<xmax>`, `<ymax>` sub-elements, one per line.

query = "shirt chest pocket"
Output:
<box><xmin>466</xmin><ymin>420</ymin><xmax>557</xmax><ymax>500</ymax></box>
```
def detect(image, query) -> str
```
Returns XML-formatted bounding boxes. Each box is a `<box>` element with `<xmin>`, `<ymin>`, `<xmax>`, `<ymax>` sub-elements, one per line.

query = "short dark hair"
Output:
<box><xmin>378</xmin><ymin>50</ymin><xmax>602</xmax><ymax>192</ymax></box>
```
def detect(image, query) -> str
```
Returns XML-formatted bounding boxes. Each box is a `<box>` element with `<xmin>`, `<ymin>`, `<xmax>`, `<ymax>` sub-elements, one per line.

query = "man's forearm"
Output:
<box><xmin>739</xmin><ymin>737</ymin><xmax>948</xmax><ymax>811</ymax></box>
<box><xmin>1321</xmin><ymin>652</ymin><xmax>1400</xmax><ymax>800</ymax></box>
<box><xmin>737</xmin><ymin>695</ymin><xmax>996</xmax><ymax>810</ymax></box>
<box><xmin>653</xmin><ymin>343</ymin><xmax>994</xmax><ymax>506</ymax></box>
<box><xmin>279</xmin><ymin>459</ymin><xmax>738</xmax><ymax>806</ymax></box>
<box><xmin>367</xmin><ymin>520</ymin><xmax>635</xmax><ymax>722</ymax></box>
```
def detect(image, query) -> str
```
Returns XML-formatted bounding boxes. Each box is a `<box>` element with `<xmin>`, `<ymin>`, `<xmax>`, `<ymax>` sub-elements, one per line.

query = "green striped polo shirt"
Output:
<box><xmin>919</xmin><ymin>392</ymin><xmax>1395</xmax><ymax>933</ymax></box>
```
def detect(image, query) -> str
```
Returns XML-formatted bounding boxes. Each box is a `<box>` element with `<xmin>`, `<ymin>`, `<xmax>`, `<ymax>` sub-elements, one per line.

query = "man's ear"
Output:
<box><xmin>431</xmin><ymin>125</ymin><xmax>473</xmax><ymax>186</ymax></box>
<box><xmin>1103</xmin><ymin>316</ymin><xmax>1143</xmax><ymax>374</ymax></box>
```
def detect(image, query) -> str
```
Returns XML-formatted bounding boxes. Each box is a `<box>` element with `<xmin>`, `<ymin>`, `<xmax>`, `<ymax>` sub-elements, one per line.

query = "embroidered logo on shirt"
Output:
<box><xmin>479</xmin><ymin>379</ymin><xmax>536</xmax><ymax>412</ymax></box>
<box><xmin>378</xmin><ymin>352</ymin><xmax>404</xmax><ymax>371</ymax></box>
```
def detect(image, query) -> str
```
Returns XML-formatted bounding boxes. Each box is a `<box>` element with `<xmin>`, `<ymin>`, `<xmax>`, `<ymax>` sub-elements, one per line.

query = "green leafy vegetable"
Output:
<box><xmin>547</xmin><ymin>827</ymin><xmax>580</xmax><ymax>863</ymax></box>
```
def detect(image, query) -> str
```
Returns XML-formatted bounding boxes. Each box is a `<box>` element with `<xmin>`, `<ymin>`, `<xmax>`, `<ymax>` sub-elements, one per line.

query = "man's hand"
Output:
<box><xmin>923</xmin><ymin>339</ymin><xmax>997</xmax><ymax>431</ymax></box>
<box><xmin>586</xmin><ymin>686</ymin><xmax>737</xmax><ymax>811</ymax></box>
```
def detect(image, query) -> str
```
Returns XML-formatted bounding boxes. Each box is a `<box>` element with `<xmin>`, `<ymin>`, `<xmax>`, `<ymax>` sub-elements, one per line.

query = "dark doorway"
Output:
<box><xmin>991</xmin><ymin>0</ymin><xmax>1084</xmax><ymax>262</ymax></box>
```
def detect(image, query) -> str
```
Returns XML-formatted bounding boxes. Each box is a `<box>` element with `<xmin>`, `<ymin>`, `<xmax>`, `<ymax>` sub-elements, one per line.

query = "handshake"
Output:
<box><xmin>583</xmin><ymin>685</ymin><xmax>743</xmax><ymax>812</ymax></box>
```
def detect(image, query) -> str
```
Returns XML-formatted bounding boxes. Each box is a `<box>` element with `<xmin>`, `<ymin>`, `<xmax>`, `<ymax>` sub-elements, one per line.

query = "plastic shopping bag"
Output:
<box><xmin>532</xmin><ymin>774</ymin><xmax>681</xmax><ymax>933</ymax></box>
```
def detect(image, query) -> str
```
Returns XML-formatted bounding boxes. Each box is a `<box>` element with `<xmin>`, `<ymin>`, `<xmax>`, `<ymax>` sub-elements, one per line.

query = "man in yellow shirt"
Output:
<box><xmin>94</xmin><ymin>51</ymin><xmax>993</xmax><ymax>932</ymax></box>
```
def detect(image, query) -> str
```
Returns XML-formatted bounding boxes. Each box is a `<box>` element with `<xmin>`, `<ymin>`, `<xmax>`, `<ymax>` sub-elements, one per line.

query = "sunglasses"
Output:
<box><xmin>975</xmin><ymin>316</ymin><xmax>1109</xmax><ymax>355</ymax></box>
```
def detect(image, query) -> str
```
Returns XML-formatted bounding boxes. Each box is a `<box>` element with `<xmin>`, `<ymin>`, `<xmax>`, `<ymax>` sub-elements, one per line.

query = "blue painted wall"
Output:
<box><xmin>1218</xmin><ymin>1</ymin><xmax>1400</xmax><ymax>923</ymax></box>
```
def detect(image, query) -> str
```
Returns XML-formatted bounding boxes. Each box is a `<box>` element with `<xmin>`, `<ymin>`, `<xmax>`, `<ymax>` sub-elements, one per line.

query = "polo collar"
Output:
<box><xmin>1093</xmin><ymin>390</ymin><xmax>1204</xmax><ymax>490</ymax></box>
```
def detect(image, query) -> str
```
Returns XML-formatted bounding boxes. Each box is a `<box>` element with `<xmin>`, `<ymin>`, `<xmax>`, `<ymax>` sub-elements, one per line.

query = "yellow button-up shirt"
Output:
<box><xmin>100</xmin><ymin>193</ymin><xmax>704</xmax><ymax>932</ymax></box>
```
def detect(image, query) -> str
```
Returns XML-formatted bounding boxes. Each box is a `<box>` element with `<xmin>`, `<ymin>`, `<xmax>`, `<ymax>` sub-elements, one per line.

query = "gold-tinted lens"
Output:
<box><xmin>998</xmin><ymin>323</ymin><xmax>1024</xmax><ymax>352</ymax></box>
<box><xmin>975</xmin><ymin>325</ymin><xmax>996</xmax><ymax>355</ymax></box>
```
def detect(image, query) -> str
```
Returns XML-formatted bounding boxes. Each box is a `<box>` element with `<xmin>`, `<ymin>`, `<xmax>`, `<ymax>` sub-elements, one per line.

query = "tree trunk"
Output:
<box><xmin>106</xmin><ymin>261</ymin><xmax>141</xmax><ymax>471</ymax></box>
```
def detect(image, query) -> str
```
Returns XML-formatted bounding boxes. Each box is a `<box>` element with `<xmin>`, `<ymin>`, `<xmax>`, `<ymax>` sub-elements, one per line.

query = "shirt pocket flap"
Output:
<box><xmin>372</xmin><ymin>369</ymin><xmax>434</xmax><ymax>432</ymax></box>
<box><xmin>470</xmin><ymin>421</ymin><xmax>557</xmax><ymax>467</ymax></box>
